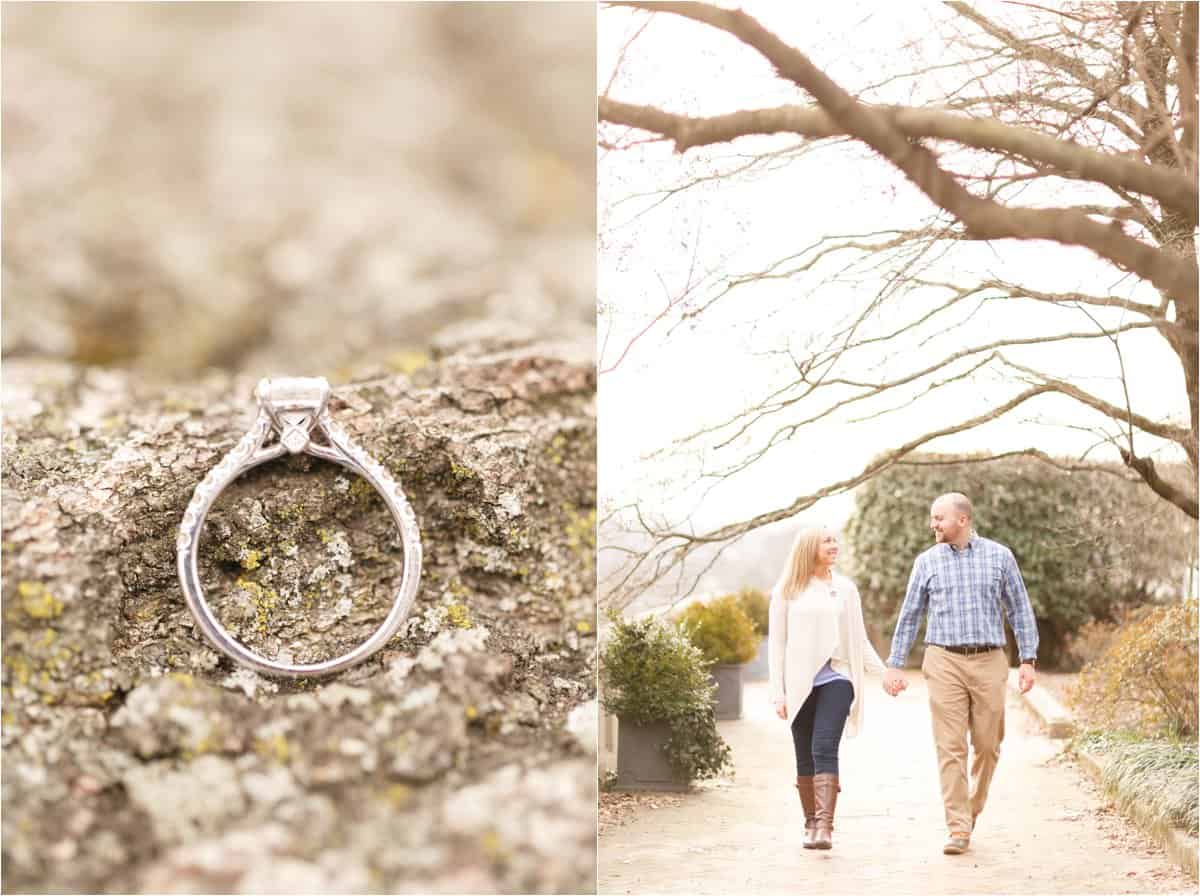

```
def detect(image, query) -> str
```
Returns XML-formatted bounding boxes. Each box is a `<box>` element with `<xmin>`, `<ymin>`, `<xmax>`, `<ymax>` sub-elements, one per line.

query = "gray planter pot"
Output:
<box><xmin>615</xmin><ymin>719</ymin><xmax>688</xmax><ymax>792</ymax></box>
<box><xmin>710</xmin><ymin>663</ymin><xmax>744</xmax><ymax>720</ymax></box>
<box><xmin>742</xmin><ymin>635</ymin><xmax>769</xmax><ymax>681</ymax></box>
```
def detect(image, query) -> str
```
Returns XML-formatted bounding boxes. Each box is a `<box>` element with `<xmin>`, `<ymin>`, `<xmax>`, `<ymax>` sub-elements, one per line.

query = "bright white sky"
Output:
<box><xmin>597</xmin><ymin>2</ymin><xmax>1189</xmax><ymax>540</ymax></box>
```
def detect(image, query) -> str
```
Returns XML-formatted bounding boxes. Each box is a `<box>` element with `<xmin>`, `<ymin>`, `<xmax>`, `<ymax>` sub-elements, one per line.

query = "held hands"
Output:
<box><xmin>775</xmin><ymin>702</ymin><xmax>787</xmax><ymax>720</ymax></box>
<box><xmin>882</xmin><ymin>667</ymin><xmax>908</xmax><ymax>697</ymax></box>
<box><xmin>1018</xmin><ymin>662</ymin><xmax>1036</xmax><ymax>694</ymax></box>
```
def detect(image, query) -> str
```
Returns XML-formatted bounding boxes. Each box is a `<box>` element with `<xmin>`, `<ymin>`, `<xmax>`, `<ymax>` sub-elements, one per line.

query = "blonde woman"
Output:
<box><xmin>768</xmin><ymin>526</ymin><xmax>887</xmax><ymax>850</ymax></box>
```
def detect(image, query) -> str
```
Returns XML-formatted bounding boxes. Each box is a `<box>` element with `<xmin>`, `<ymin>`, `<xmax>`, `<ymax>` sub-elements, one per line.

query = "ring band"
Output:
<box><xmin>176</xmin><ymin>376</ymin><xmax>422</xmax><ymax>677</ymax></box>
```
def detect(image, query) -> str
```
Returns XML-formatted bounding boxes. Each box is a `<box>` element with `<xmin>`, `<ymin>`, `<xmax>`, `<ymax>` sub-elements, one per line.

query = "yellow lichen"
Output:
<box><xmin>575</xmin><ymin>620</ymin><xmax>592</xmax><ymax>634</ymax></box>
<box><xmin>449</xmin><ymin>460</ymin><xmax>477</xmax><ymax>483</ymax></box>
<box><xmin>192</xmin><ymin>733</ymin><xmax>218</xmax><ymax>755</ymax></box>
<box><xmin>387</xmin><ymin>349</ymin><xmax>430</xmax><ymax>377</ymax></box>
<box><xmin>480</xmin><ymin>830</ymin><xmax>506</xmax><ymax>860</ymax></box>
<box><xmin>254</xmin><ymin>733</ymin><xmax>291</xmax><ymax>763</ymax></box>
<box><xmin>5</xmin><ymin>655</ymin><xmax>32</xmax><ymax>686</ymax></box>
<box><xmin>385</xmin><ymin>783</ymin><xmax>412</xmax><ymax>807</ymax></box>
<box><xmin>133</xmin><ymin>601</ymin><xmax>160</xmax><ymax>622</ymax></box>
<box><xmin>240</xmin><ymin>549</ymin><xmax>264</xmax><ymax>570</ymax></box>
<box><xmin>17</xmin><ymin>581</ymin><xmax>63</xmax><ymax>619</ymax></box>
<box><xmin>546</xmin><ymin>433</ymin><xmax>568</xmax><ymax>465</ymax></box>
<box><xmin>563</xmin><ymin>507</ymin><xmax>596</xmax><ymax>565</ymax></box>
<box><xmin>464</xmin><ymin>704</ymin><xmax>478</xmax><ymax>721</ymax></box>
<box><xmin>162</xmin><ymin>396</ymin><xmax>198</xmax><ymax>413</ymax></box>
<box><xmin>236</xmin><ymin>577</ymin><xmax>281</xmax><ymax>633</ymax></box>
<box><xmin>446</xmin><ymin>603</ymin><xmax>472</xmax><ymax>629</ymax></box>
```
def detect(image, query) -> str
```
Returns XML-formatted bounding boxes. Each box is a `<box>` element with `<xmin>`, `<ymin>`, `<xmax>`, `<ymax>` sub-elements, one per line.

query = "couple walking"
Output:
<box><xmin>767</xmin><ymin>493</ymin><xmax>1039</xmax><ymax>854</ymax></box>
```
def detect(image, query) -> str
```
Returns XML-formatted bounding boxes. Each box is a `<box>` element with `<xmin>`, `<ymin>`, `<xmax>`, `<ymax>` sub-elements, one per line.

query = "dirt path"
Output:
<box><xmin>600</xmin><ymin>676</ymin><xmax>1192</xmax><ymax>895</ymax></box>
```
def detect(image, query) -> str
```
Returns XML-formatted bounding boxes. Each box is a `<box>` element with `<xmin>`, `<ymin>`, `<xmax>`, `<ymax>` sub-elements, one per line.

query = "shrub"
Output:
<box><xmin>1069</xmin><ymin>597</ymin><xmax>1198</xmax><ymax>739</ymax></box>
<box><xmin>600</xmin><ymin>613</ymin><xmax>732</xmax><ymax>782</ymax></box>
<box><xmin>1061</xmin><ymin>617</ymin><xmax>1122</xmax><ymax>671</ymax></box>
<box><xmin>844</xmin><ymin>453</ymin><xmax>1197</xmax><ymax>668</ymax></box>
<box><xmin>674</xmin><ymin>595</ymin><xmax>759</xmax><ymax>666</ymax></box>
<box><xmin>735</xmin><ymin>587</ymin><xmax>769</xmax><ymax>637</ymax></box>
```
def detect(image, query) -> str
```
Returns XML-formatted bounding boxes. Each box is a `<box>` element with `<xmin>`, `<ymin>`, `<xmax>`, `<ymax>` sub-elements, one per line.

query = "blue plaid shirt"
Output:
<box><xmin>886</xmin><ymin>534</ymin><xmax>1039</xmax><ymax>668</ymax></box>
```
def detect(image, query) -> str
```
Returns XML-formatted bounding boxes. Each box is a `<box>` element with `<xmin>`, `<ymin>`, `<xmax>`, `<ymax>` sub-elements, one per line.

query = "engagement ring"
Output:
<box><xmin>176</xmin><ymin>376</ymin><xmax>422</xmax><ymax>677</ymax></box>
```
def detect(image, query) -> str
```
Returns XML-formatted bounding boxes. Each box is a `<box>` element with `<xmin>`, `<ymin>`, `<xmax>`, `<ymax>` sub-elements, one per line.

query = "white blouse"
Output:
<box><xmin>767</xmin><ymin>572</ymin><xmax>887</xmax><ymax>738</ymax></box>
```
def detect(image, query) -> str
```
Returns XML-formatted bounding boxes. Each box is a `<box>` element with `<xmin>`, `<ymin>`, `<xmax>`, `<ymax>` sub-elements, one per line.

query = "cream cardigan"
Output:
<box><xmin>767</xmin><ymin>573</ymin><xmax>886</xmax><ymax>738</ymax></box>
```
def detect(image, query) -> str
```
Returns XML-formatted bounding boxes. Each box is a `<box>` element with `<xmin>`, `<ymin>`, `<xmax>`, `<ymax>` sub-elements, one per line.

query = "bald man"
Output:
<box><xmin>882</xmin><ymin>493</ymin><xmax>1039</xmax><ymax>856</ymax></box>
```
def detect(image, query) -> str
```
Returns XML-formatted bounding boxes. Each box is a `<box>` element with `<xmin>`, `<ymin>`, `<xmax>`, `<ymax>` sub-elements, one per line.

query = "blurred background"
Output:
<box><xmin>3</xmin><ymin>1</ymin><xmax>596</xmax><ymax>378</ymax></box>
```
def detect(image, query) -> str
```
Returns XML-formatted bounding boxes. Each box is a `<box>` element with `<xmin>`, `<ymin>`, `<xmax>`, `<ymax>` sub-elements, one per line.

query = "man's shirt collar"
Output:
<box><xmin>948</xmin><ymin>532</ymin><xmax>978</xmax><ymax>553</ymax></box>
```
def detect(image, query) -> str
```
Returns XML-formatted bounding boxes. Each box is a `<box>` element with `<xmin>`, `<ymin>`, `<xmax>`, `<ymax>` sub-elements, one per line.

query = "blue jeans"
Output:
<box><xmin>791</xmin><ymin>678</ymin><xmax>854</xmax><ymax>776</ymax></box>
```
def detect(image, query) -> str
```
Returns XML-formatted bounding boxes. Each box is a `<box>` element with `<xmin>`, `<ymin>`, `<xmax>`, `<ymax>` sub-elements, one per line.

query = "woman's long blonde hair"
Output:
<box><xmin>774</xmin><ymin>525</ymin><xmax>831</xmax><ymax>599</ymax></box>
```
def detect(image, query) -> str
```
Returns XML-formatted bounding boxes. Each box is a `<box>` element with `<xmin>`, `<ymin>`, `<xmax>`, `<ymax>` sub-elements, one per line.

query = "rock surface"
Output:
<box><xmin>2</xmin><ymin>352</ymin><xmax>597</xmax><ymax>894</ymax></box>
<box><xmin>2</xmin><ymin>4</ymin><xmax>597</xmax><ymax>892</ymax></box>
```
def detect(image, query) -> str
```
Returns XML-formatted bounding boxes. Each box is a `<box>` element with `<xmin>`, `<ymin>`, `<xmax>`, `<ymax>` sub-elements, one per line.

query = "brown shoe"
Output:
<box><xmin>795</xmin><ymin>776</ymin><xmax>817</xmax><ymax>848</ymax></box>
<box><xmin>812</xmin><ymin>773</ymin><xmax>839</xmax><ymax>849</ymax></box>
<box><xmin>943</xmin><ymin>833</ymin><xmax>971</xmax><ymax>855</ymax></box>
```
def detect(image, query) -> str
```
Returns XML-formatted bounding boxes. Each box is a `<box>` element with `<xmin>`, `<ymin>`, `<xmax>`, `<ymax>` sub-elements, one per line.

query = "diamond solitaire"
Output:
<box><xmin>176</xmin><ymin>376</ymin><xmax>422</xmax><ymax>677</ymax></box>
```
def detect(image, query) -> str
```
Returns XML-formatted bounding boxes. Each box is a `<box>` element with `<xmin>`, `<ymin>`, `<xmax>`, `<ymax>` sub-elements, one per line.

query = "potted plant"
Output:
<box><xmin>675</xmin><ymin>595</ymin><xmax>759</xmax><ymax>720</ymax></box>
<box><xmin>736</xmin><ymin>587</ymin><xmax>770</xmax><ymax>682</ymax></box>
<box><xmin>600</xmin><ymin>613</ymin><xmax>733</xmax><ymax>791</ymax></box>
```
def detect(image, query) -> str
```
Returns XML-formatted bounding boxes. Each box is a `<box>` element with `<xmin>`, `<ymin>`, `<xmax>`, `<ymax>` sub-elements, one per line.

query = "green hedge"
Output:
<box><xmin>674</xmin><ymin>595</ymin><xmax>759</xmax><ymax>665</ymax></box>
<box><xmin>844</xmin><ymin>454</ymin><xmax>1196</xmax><ymax>669</ymax></box>
<box><xmin>735</xmin><ymin>587</ymin><xmax>769</xmax><ymax>637</ymax></box>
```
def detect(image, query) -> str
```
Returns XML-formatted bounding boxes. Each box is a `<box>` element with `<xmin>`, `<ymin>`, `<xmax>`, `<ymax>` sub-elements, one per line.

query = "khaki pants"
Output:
<box><xmin>921</xmin><ymin>646</ymin><xmax>1008</xmax><ymax>834</ymax></box>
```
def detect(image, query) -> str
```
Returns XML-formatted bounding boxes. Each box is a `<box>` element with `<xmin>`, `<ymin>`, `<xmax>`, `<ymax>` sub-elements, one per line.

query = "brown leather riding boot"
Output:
<box><xmin>795</xmin><ymin>776</ymin><xmax>817</xmax><ymax>848</ymax></box>
<box><xmin>812</xmin><ymin>773</ymin><xmax>839</xmax><ymax>849</ymax></box>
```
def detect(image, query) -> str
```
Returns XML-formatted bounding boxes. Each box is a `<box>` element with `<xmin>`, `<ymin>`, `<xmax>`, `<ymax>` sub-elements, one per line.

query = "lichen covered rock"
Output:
<box><xmin>2</xmin><ymin>350</ymin><xmax>596</xmax><ymax>893</ymax></box>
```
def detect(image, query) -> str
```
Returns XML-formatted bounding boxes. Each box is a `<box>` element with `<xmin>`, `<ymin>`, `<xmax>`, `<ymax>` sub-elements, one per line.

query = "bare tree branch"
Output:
<box><xmin>599</xmin><ymin>97</ymin><xmax>1198</xmax><ymax>216</ymax></box>
<box><xmin>639</xmin><ymin>384</ymin><xmax>1061</xmax><ymax>577</ymax></box>
<box><xmin>607</xmin><ymin>2</ymin><xmax>1199</xmax><ymax>299</ymax></box>
<box><xmin>895</xmin><ymin>447</ymin><xmax>1144</xmax><ymax>480</ymax></box>
<box><xmin>998</xmin><ymin>354</ymin><xmax>1195</xmax><ymax>453</ymax></box>
<box><xmin>1119</xmin><ymin>446</ymin><xmax>1200</xmax><ymax>518</ymax></box>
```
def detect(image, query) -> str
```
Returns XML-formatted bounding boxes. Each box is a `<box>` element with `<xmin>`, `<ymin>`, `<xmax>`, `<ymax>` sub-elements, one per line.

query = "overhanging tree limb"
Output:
<box><xmin>604</xmin><ymin>2</ymin><xmax>1198</xmax><ymax>302</ymax></box>
<box><xmin>1119</xmin><ymin>447</ymin><xmax>1200</xmax><ymax>518</ymax></box>
<box><xmin>998</xmin><ymin>354</ymin><xmax>1194</xmax><ymax>452</ymax></box>
<box><xmin>653</xmin><ymin>383</ymin><xmax>1059</xmax><ymax>549</ymax></box>
<box><xmin>599</xmin><ymin>97</ymin><xmax>1198</xmax><ymax>214</ymax></box>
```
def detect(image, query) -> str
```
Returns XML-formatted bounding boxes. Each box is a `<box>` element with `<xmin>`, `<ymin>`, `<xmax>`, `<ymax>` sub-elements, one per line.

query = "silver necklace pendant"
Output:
<box><xmin>176</xmin><ymin>376</ymin><xmax>423</xmax><ymax>677</ymax></box>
